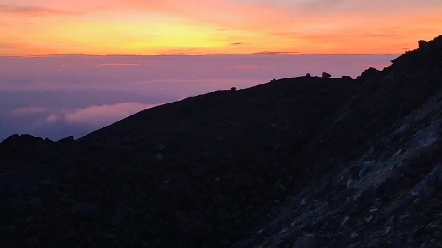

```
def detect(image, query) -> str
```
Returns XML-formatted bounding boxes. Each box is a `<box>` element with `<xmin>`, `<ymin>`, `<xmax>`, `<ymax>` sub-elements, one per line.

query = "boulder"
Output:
<box><xmin>418</xmin><ymin>40</ymin><xmax>429</xmax><ymax>49</ymax></box>
<box><xmin>322</xmin><ymin>72</ymin><xmax>331</xmax><ymax>78</ymax></box>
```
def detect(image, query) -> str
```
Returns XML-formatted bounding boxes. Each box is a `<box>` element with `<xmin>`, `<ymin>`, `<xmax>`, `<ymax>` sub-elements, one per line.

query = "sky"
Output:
<box><xmin>0</xmin><ymin>54</ymin><xmax>396</xmax><ymax>140</ymax></box>
<box><xmin>1</xmin><ymin>0</ymin><xmax>442</xmax><ymax>55</ymax></box>
<box><xmin>0</xmin><ymin>1</ymin><xmax>439</xmax><ymax>140</ymax></box>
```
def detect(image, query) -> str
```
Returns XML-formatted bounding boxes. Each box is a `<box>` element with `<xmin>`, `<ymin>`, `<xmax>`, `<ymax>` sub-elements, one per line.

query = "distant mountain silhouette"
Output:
<box><xmin>1</xmin><ymin>34</ymin><xmax>442</xmax><ymax>248</ymax></box>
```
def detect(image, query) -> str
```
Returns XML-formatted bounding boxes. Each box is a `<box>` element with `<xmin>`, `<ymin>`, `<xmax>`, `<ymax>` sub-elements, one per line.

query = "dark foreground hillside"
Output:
<box><xmin>1</xmin><ymin>35</ymin><xmax>442</xmax><ymax>248</ymax></box>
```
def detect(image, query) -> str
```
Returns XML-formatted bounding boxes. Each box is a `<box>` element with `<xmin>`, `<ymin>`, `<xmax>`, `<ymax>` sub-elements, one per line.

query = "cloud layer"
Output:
<box><xmin>63</xmin><ymin>103</ymin><xmax>158</xmax><ymax>126</ymax></box>
<box><xmin>0</xmin><ymin>54</ymin><xmax>397</xmax><ymax>141</ymax></box>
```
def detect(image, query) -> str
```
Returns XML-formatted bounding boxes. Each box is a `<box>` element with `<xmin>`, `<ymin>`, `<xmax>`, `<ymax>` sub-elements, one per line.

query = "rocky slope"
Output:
<box><xmin>1</xmin><ymin>35</ymin><xmax>442</xmax><ymax>248</ymax></box>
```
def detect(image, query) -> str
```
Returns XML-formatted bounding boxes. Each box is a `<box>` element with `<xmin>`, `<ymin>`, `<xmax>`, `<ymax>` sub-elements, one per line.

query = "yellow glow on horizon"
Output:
<box><xmin>1</xmin><ymin>0</ymin><xmax>442</xmax><ymax>55</ymax></box>
<box><xmin>1</xmin><ymin>18</ymin><xmax>230</xmax><ymax>55</ymax></box>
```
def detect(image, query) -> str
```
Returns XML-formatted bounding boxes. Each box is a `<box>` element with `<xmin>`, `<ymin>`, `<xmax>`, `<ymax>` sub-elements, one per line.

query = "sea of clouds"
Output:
<box><xmin>0</xmin><ymin>54</ymin><xmax>396</xmax><ymax>140</ymax></box>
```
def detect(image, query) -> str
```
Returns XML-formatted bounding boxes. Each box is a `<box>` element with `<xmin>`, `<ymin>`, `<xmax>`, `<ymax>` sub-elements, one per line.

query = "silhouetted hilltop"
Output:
<box><xmin>391</xmin><ymin>35</ymin><xmax>442</xmax><ymax>68</ymax></box>
<box><xmin>1</xmin><ymin>35</ymin><xmax>442</xmax><ymax>248</ymax></box>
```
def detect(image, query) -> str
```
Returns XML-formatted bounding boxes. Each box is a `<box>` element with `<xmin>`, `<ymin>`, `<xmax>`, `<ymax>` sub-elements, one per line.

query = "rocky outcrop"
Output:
<box><xmin>356</xmin><ymin>67</ymin><xmax>381</xmax><ymax>81</ymax></box>
<box><xmin>322</xmin><ymin>72</ymin><xmax>331</xmax><ymax>78</ymax></box>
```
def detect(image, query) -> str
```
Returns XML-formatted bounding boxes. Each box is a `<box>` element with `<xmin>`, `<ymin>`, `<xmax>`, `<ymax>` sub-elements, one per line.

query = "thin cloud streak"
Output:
<box><xmin>64</xmin><ymin>102</ymin><xmax>159</xmax><ymax>127</ymax></box>
<box><xmin>98</xmin><ymin>63</ymin><xmax>139</xmax><ymax>67</ymax></box>
<box><xmin>11</xmin><ymin>106</ymin><xmax>49</xmax><ymax>115</ymax></box>
<box><xmin>0</xmin><ymin>3</ymin><xmax>83</xmax><ymax>15</ymax></box>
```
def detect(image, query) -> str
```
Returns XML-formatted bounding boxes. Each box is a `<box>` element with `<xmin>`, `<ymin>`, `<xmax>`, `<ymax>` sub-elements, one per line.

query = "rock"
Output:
<box><xmin>333</xmin><ymin>188</ymin><xmax>358</xmax><ymax>203</ymax></box>
<box><xmin>367</xmin><ymin>238</ymin><xmax>386</xmax><ymax>248</ymax></box>
<box><xmin>418</xmin><ymin>40</ymin><xmax>429</xmax><ymax>48</ymax></box>
<box><xmin>369</xmin><ymin>208</ymin><xmax>378</xmax><ymax>213</ymax></box>
<box><xmin>154</xmin><ymin>153</ymin><xmax>163</xmax><ymax>161</ymax></box>
<box><xmin>362</xmin><ymin>160</ymin><xmax>376</xmax><ymax>169</ymax></box>
<box><xmin>359</xmin><ymin>161</ymin><xmax>376</xmax><ymax>178</ymax></box>
<box><xmin>384</xmin><ymin>215</ymin><xmax>397</xmax><ymax>228</ymax></box>
<box><xmin>341</xmin><ymin>216</ymin><xmax>350</xmax><ymax>226</ymax></box>
<box><xmin>292</xmin><ymin>234</ymin><xmax>317</xmax><ymax>248</ymax></box>
<box><xmin>70</xmin><ymin>202</ymin><xmax>99</xmax><ymax>219</ymax></box>
<box><xmin>347</xmin><ymin>179</ymin><xmax>356</xmax><ymax>189</ymax></box>
<box><xmin>410</xmin><ymin>166</ymin><xmax>442</xmax><ymax>198</ymax></box>
<box><xmin>351</xmin><ymin>232</ymin><xmax>359</xmax><ymax>239</ymax></box>
<box><xmin>356</xmin><ymin>185</ymin><xmax>377</xmax><ymax>207</ymax></box>
<box><xmin>358</xmin><ymin>169</ymin><xmax>368</xmax><ymax>178</ymax></box>
<box><xmin>154</xmin><ymin>144</ymin><xmax>166</xmax><ymax>151</ymax></box>
<box><xmin>322</xmin><ymin>72</ymin><xmax>331</xmax><ymax>78</ymax></box>
<box><xmin>413</xmin><ymin>198</ymin><xmax>422</xmax><ymax>206</ymax></box>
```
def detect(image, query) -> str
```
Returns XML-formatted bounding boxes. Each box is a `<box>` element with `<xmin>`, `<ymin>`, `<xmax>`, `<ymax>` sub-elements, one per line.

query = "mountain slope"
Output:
<box><xmin>0</xmin><ymin>77</ymin><xmax>356</xmax><ymax>248</ymax></box>
<box><xmin>1</xmin><ymin>35</ymin><xmax>442</xmax><ymax>248</ymax></box>
<box><xmin>234</xmin><ymin>35</ymin><xmax>442</xmax><ymax>247</ymax></box>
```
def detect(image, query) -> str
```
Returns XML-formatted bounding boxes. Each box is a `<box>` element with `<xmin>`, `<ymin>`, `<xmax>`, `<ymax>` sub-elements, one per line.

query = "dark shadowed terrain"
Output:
<box><xmin>1</xmin><ymin>35</ymin><xmax>442</xmax><ymax>248</ymax></box>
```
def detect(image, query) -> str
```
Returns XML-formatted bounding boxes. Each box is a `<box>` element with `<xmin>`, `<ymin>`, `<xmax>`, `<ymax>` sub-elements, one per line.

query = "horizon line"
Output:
<box><xmin>0</xmin><ymin>53</ymin><xmax>401</xmax><ymax>58</ymax></box>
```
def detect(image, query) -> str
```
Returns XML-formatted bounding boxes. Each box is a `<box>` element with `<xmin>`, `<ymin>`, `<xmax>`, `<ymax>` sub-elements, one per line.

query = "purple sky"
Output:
<box><xmin>0</xmin><ymin>54</ymin><xmax>397</xmax><ymax>141</ymax></box>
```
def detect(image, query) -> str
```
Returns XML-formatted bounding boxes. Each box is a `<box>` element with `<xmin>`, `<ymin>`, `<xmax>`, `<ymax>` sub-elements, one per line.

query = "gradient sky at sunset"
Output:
<box><xmin>1</xmin><ymin>0</ymin><xmax>442</xmax><ymax>55</ymax></box>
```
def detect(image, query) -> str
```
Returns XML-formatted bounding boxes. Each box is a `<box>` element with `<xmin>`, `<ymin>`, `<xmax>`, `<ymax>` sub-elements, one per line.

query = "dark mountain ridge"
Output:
<box><xmin>1</xmin><ymin>34</ymin><xmax>442</xmax><ymax>248</ymax></box>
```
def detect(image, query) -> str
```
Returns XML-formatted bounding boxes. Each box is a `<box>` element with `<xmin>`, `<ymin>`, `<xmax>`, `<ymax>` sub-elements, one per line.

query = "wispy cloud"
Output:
<box><xmin>0</xmin><ymin>4</ymin><xmax>82</xmax><ymax>16</ymax></box>
<box><xmin>63</xmin><ymin>103</ymin><xmax>158</xmax><ymax>126</ymax></box>
<box><xmin>45</xmin><ymin>114</ymin><xmax>60</xmax><ymax>123</ymax></box>
<box><xmin>13</xmin><ymin>103</ymin><xmax>159</xmax><ymax>128</ymax></box>
<box><xmin>230</xmin><ymin>65</ymin><xmax>274</xmax><ymax>71</ymax></box>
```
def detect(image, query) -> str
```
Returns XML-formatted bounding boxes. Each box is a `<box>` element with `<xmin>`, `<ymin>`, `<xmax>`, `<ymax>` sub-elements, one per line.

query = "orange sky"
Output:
<box><xmin>1</xmin><ymin>0</ymin><xmax>442</xmax><ymax>55</ymax></box>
